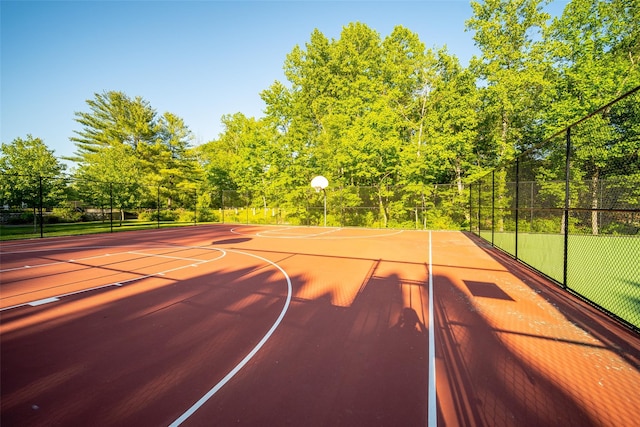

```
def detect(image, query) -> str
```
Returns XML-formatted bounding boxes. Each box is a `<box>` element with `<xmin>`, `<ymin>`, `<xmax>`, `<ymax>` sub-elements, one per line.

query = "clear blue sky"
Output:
<box><xmin>1</xmin><ymin>0</ymin><xmax>567</xmax><ymax>164</ymax></box>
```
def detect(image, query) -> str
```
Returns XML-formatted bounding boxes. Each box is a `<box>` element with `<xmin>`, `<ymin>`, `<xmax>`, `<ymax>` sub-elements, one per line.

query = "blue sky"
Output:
<box><xmin>1</xmin><ymin>0</ymin><xmax>567</xmax><ymax>163</ymax></box>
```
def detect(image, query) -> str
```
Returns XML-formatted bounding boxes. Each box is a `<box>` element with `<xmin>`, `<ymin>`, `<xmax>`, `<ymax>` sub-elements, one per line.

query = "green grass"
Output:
<box><xmin>491</xmin><ymin>232</ymin><xmax>640</xmax><ymax>329</ymax></box>
<box><xmin>0</xmin><ymin>220</ymin><xmax>200</xmax><ymax>240</ymax></box>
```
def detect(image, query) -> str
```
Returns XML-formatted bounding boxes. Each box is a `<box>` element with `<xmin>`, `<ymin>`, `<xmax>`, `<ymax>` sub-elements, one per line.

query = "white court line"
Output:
<box><xmin>28</xmin><ymin>297</ymin><xmax>60</xmax><ymax>306</ymax></box>
<box><xmin>231</xmin><ymin>226</ymin><xmax>404</xmax><ymax>240</ymax></box>
<box><xmin>255</xmin><ymin>226</ymin><xmax>294</xmax><ymax>236</ymax></box>
<box><xmin>0</xmin><ymin>250</ymin><xmax>132</xmax><ymax>273</ymax></box>
<box><xmin>127</xmin><ymin>251</ymin><xmax>209</xmax><ymax>263</ymax></box>
<box><xmin>169</xmin><ymin>249</ymin><xmax>293</xmax><ymax>427</ymax></box>
<box><xmin>0</xmin><ymin>249</ymin><xmax>227</xmax><ymax>312</ymax></box>
<box><xmin>428</xmin><ymin>230</ymin><xmax>437</xmax><ymax>427</ymax></box>
<box><xmin>257</xmin><ymin>227</ymin><xmax>343</xmax><ymax>238</ymax></box>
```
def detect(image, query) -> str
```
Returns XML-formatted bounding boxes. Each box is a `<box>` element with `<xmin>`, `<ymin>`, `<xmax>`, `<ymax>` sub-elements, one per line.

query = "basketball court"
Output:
<box><xmin>1</xmin><ymin>224</ymin><xmax>639</xmax><ymax>426</ymax></box>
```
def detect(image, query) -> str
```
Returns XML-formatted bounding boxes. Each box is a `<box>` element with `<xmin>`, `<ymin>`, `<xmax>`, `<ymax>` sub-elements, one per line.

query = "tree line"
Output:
<box><xmin>2</xmin><ymin>0</ymin><xmax>639</xmax><ymax>227</ymax></box>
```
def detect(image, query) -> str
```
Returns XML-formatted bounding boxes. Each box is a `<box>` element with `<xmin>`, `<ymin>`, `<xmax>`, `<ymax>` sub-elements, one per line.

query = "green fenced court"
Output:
<box><xmin>489</xmin><ymin>232</ymin><xmax>640</xmax><ymax>329</ymax></box>
<box><xmin>470</xmin><ymin>87</ymin><xmax>640</xmax><ymax>332</ymax></box>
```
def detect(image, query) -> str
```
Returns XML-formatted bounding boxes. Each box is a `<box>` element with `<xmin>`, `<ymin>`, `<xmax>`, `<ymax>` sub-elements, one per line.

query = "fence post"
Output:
<box><xmin>194</xmin><ymin>189</ymin><xmax>197</xmax><ymax>226</ymax></box>
<box><xmin>478</xmin><ymin>179</ymin><xmax>482</xmax><ymax>240</ymax></box>
<box><xmin>563</xmin><ymin>127</ymin><xmax>571</xmax><ymax>289</ymax></box>
<box><xmin>109</xmin><ymin>182</ymin><xmax>113</xmax><ymax>233</ymax></box>
<box><xmin>515</xmin><ymin>159</ymin><xmax>520</xmax><ymax>260</ymax></box>
<box><xmin>157</xmin><ymin>185</ymin><xmax>161</xmax><ymax>229</ymax></box>
<box><xmin>221</xmin><ymin>191</ymin><xmax>225</xmax><ymax>224</ymax></box>
<box><xmin>491</xmin><ymin>171</ymin><xmax>495</xmax><ymax>246</ymax></box>
<box><xmin>39</xmin><ymin>175</ymin><xmax>44</xmax><ymax>238</ymax></box>
<box><xmin>469</xmin><ymin>183</ymin><xmax>472</xmax><ymax>233</ymax></box>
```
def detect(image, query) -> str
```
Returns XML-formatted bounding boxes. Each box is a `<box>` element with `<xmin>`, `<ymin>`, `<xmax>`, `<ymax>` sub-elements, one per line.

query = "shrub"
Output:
<box><xmin>51</xmin><ymin>207</ymin><xmax>82</xmax><ymax>223</ymax></box>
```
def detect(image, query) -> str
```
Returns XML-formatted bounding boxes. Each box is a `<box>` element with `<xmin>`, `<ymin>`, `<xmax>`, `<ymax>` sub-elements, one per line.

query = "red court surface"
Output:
<box><xmin>1</xmin><ymin>225</ymin><xmax>639</xmax><ymax>426</ymax></box>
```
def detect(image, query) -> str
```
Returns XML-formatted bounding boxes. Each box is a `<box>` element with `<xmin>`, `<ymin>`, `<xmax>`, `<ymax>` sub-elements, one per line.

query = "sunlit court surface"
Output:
<box><xmin>1</xmin><ymin>225</ymin><xmax>639</xmax><ymax>426</ymax></box>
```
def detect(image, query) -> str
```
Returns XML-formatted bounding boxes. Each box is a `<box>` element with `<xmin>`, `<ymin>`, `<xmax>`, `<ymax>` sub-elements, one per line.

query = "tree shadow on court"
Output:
<box><xmin>324</xmin><ymin>271</ymin><xmax>430</xmax><ymax>427</ymax></box>
<box><xmin>463</xmin><ymin>231</ymin><xmax>640</xmax><ymax>368</ymax></box>
<box><xmin>433</xmin><ymin>273</ymin><xmax>599</xmax><ymax>426</ymax></box>
<box><xmin>7</xmin><ymin>229</ymin><xmax>636</xmax><ymax>426</ymax></box>
<box><xmin>350</xmin><ymin>306</ymin><xmax>429</xmax><ymax>426</ymax></box>
<box><xmin>211</xmin><ymin>237</ymin><xmax>253</xmax><ymax>245</ymax></box>
<box><xmin>0</xmin><ymin>260</ymin><xmax>303</xmax><ymax>426</ymax></box>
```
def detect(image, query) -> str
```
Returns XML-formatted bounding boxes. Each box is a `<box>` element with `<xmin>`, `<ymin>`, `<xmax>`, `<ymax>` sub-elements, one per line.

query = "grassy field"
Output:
<box><xmin>0</xmin><ymin>220</ymin><xmax>200</xmax><ymax>241</ymax></box>
<box><xmin>491</xmin><ymin>232</ymin><xmax>640</xmax><ymax>329</ymax></box>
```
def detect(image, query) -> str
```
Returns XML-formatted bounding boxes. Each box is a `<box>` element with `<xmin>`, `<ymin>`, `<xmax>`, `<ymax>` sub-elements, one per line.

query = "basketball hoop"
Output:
<box><xmin>311</xmin><ymin>175</ymin><xmax>328</xmax><ymax>193</ymax></box>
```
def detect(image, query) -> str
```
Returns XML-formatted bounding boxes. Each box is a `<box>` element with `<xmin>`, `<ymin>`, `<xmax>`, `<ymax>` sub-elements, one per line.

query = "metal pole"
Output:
<box><xmin>469</xmin><ymin>183</ymin><xmax>472</xmax><ymax>233</ymax></box>
<box><xmin>110</xmin><ymin>182</ymin><xmax>113</xmax><ymax>233</ymax></box>
<box><xmin>563</xmin><ymin>127</ymin><xmax>571</xmax><ymax>289</ymax></box>
<box><xmin>157</xmin><ymin>185</ymin><xmax>161</xmax><ymax>229</ymax></box>
<box><xmin>323</xmin><ymin>189</ymin><xmax>327</xmax><ymax>227</ymax></box>
<box><xmin>194</xmin><ymin>189</ymin><xmax>197</xmax><ymax>226</ymax></box>
<box><xmin>515</xmin><ymin>159</ymin><xmax>520</xmax><ymax>260</ymax></box>
<box><xmin>39</xmin><ymin>175</ymin><xmax>44</xmax><ymax>238</ymax></box>
<box><xmin>491</xmin><ymin>171</ymin><xmax>495</xmax><ymax>246</ymax></box>
<box><xmin>221</xmin><ymin>191</ymin><xmax>225</xmax><ymax>224</ymax></box>
<box><xmin>478</xmin><ymin>178</ymin><xmax>482</xmax><ymax>240</ymax></box>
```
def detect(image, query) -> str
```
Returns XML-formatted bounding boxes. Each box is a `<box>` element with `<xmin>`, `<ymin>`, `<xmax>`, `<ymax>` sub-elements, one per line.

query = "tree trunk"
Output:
<box><xmin>455</xmin><ymin>159</ymin><xmax>463</xmax><ymax>194</ymax></box>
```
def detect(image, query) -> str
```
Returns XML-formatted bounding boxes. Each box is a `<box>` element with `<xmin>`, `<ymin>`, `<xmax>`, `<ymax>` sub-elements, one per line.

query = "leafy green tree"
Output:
<box><xmin>71</xmin><ymin>91</ymin><xmax>200</xmax><ymax>211</ymax></box>
<box><xmin>544</xmin><ymin>0</ymin><xmax>640</xmax><ymax>234</ymax></box>
<box><xmin>74</xmin><ymin>144</ymin><xmax>143</xmax><ymax>222</ymax></box>
<box><xmin>198</xmin><ymin>113</ymin><xmax>279</xmax><ymax>211</ymax></box>
<box><xmin>260</xmin><ymin>24</ymin><xmax>437</xmax><ymax>225</ymax></box>
<box><xmin>144</xmin><ymin>112</ymin><xmax>198</xmax><ymax>208</ymax></box>
<box><xmin>466</xmin><ymin>0</ymin><xmax>552</xmax><ymax>231</ymax></box>
<box><xmin>466</xmin><ymin>0</ymin><xmax>552</xmax><ymax>162</ymax></box>
<box><xmin>71</xmin><ymin>91</ymin><xmax>157</xmax><ymax>158</ymax></box>
<box><xmin>424</xmin><ymin>49</ymin><xmax>481</xmax><ymax>192</ymax></box>
<box><xmin>0</xmin><ymin>135</ymin><xmax>67</xmax><ymax>226</ymax></box>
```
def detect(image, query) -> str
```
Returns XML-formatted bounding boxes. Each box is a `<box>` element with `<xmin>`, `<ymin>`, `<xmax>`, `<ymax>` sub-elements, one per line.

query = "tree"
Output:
<box><xmin>0</xmin><ymin>135</ymin><xmax>67</xmax><ymax>227</ymax></box>
<box><xmin>74</xmin><ymin>144</ymin><xmax>143</xmax><ymax>222</ymax></box>
<box><xmin>143</xmin><ymin>112</ymin><xmax>197</xmax><ymax>208</ymax></box>
<box><xmin>71</xmin><ymin>90</ymin><xmax>200</xmax><ymax>211</ymax></box>
<box><xmin>544</xmin><ymin>0</ymin><xmax>640</xmax><ymax>234</ymax></box>
<box><xmin>71</xmin><ymin>91</ymin><xmax>157</xmax><ymax>159</ymax></box>
<box><xmin>466</xmin><ymin>0</ymin><xmax>552</xmax><ymax>162</ymax></box>
<box><xmin>424</xmin><ymin>49</ymin><xmax>481</xmax><ymax>191</ymax></box>
<box><xmin>198</xmin><ymin>113</ymin><xmax>279</xmax><ymax>212</ymax></box>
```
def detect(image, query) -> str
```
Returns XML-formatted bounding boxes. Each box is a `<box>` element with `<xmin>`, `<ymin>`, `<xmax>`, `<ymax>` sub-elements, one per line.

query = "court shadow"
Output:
<box><xmin>211</xmin><ymin>237</ymin><xmax>252</xmax><ymax>245</ymax></box>
<box><xmin>464</xmin><ymin>280</ymin><xmax>514</xmax><ymax>301</ymax></box>
<box><xmin>435</xmin><ymin>273</ymin><xmax>598</xmax><ymax>426</ymax></box>
<box><xmin>463</xmin><ymin>231</ymin><xmax>640</xmax><ymax>368</ymax></box>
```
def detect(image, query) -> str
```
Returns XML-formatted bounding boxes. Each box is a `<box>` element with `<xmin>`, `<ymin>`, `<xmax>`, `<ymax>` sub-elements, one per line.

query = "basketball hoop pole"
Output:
<box><xmin>323</xmin><ymin>188</ymin><xmax>327</xmax><ymax>227</ymax></box>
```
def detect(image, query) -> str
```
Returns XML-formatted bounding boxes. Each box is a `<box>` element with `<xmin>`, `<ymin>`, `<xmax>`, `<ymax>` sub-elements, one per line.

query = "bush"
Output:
<box><xmin>137</xmin><ymin>209</ymin><xmax>179</xmax><ymax>222</ymax></box>
<box><xmin>51</xmin><ymin>207</ymin><xmax>83</xmax><ymax>223</ymax></box>
<box><xmin>6</xmin><ymin>212</ymin><xmax>34</xmax><ymax>225</ymax></box>
<box><xmin>196</xmin><ymin>208</ymin><xmax>219</xmax><ymax>223</ymax></box>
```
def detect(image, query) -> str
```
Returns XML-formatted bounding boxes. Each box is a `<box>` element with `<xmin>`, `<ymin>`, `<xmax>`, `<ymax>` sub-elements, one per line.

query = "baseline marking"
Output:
<box><xmin>428</xmin><ymin>230</ymin><xmax>437</xmax><ymax>427</ymax></box>
<box><xmin>28</xmin><ymin>297</ymin><xmax>60</xmax><ymax>306</ymax></box>
<box><xmin>169</xmin><ymin>249</ymin><xmax>293</xmax><ymax>427</ymax></box>
<box><xmin>230</xmin><ymin>226</ymin><xmax>404</xmax><ymax>240</ymax></box>
<box><xmin>0</xmin><ymin>248</ymin><xmax>227</xmax><ymax>312</ymax></box>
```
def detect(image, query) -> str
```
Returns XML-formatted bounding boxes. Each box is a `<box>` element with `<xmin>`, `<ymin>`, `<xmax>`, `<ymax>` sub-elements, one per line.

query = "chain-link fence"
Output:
<box><xmin>470</xmin><ymin>86</ymin><xmax>640</xmax><ymax>331</ymax></box>
<box><xmin>220</xmin><ymin>183</ymin><xmax>468</xmax><ymax>229</ymax></box>
<box><xmin>1</xmin><ymin>171</ymin><xmax>468</xmax><ymax>240</ymax></box>
<box><xmin>0</xmin><ymin>175</ymin><xmax>208</xmax><ymax>239</ymax></box>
